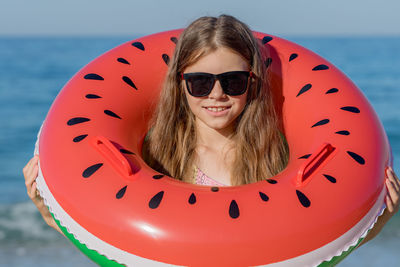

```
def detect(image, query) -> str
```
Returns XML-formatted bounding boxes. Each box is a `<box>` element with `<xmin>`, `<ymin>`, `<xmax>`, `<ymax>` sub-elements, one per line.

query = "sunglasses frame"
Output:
<box><xmin>181</xmin><ymin>71</ymin><xmax>253</xmax><ymax>97</ymax></box>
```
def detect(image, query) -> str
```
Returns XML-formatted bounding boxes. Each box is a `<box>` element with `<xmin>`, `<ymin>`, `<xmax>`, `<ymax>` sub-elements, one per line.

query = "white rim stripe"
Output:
<box><xmin>34</xmin><ymin>125</ymin><xmax>386</xmax><ymax>267</ymax></box>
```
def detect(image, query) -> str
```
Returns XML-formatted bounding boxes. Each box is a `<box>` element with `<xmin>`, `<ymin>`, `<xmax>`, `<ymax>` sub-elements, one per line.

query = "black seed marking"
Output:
<box><xmin>299</xmin><ymin>154</ymin><xmax>311</xmax><ymax>159</ymax></box>
<box><xmin>312</xmin><ymin>64</ymin><xmax>329</xmax><ymax>71</ymax></box>
<box><xmin>229</xmin><ymin>200</ymin><xmax>240</xmax><ymax>219</ymax></box>
<box><xmin>117</xmin><ymin>58</ymin><xmax>130</xmax><ymax>65</ymax></box>
<box><xmin>162</xmin><ymin>54</ymin><xmax>170</xmax><ymax>65</ymax></box>
<box><xmin>311</xmin><ymin>119</ymin><xmax>330</xmax><ymax>128</ymax></box>
<box><xmin>296</xmin><ymin>84</ymin><xmax>312</xmax><ymax>97</ymax></box>
<box><xmin>335</xmin><ymin>130</ymin><xmax>350</xmax><ymax>135</ymax></box>
<box><xmin>152</xmin><ymin>174</ymin><xmax>164</xmax><ymax>180</ymax></box>
<box><xmin>170</xmin><ymin>37</ymin><xmax>178</xmax><ymax>44</ymax></box>
<box><xmin>265</xmin><ymin>58</ymin><xmax>272</xmax><ymax>68</ymax></box>
<box><xmin>116</xmin><ymin>186</ymin><xmax>127</xmax><ymax>199</ymax></box>
<box><xmin>341</xmin><ymin>106</ymin><xmax>360</xmax><ymax>113</ymax></box>
<box><xmin>289</xmin><ymin>53</ymin><xmax>298</xmax><ymax>61</ymax></box>
<box><xmin>266</xmin><ymin>179</ymin><xmax>278</xmax><ymax>184</ymax></box>
<box><xmin>149</xmin><ymin>191</ymin><xmax>164</xmax><ymax>209</ymax></box>
<box><xmin>104</xmin><ymin>110</ymin><xmax>121</xmax><ymax>119</ymax></box>
<box><xmin>262</xmin><ymin>36</ymin><xmax>273</xmax><ymax>44</ymax></box>
<box><xmin>259</xmin><ymin>192</ymin><xmax>269</xmax><ymax>202</ymax></box>
<box><xmin>296</xmin><ymin>190</ymin><xmax>311</xmax><ymax>208</ymax></box>
<box><xmin>84</xmin><ymin>73</ymin><xmax>104</xmax><ymax>80</ymax></box>
<box><xmin>122</xmin><ymin>76</ymin><xmax>137</xmax><ymax>90</ymax></box>
<box><xmin>85</xmin><ymin>94</ymin><xmax>102</xmax><ymax>99</ymax></box>
<box><xmin>347</xmin><ymin>151</ymin><xmax>365</xmax><ymax>165</ymax></box>
<box><xmin>120</xmin><ymin>148</ymin><xmax>135</xmax><ymax>155</ymax></box>
<box><xmin>188</xmin><ymin>193</ymin><xmax>196</xmax><ymax>205</ymax></box>
<box><xmin>73</xmin><ymin>134</ymin><xmax>88</xmax><ymax>142</ymax></box>
<box><xmin>323</xmin><ymin>174</ymin><xmax>337</xmax><ymax>183</ymax></box>
<box><xmin>82</xmin><ymin>163</ymin><xmax>103</xmax><ymax>178</ymax></box>
<box><xmin>67</xmin><ymin>117</ymin><xmax>90</xmax><ymax>126</ymax></box>
<box><xmin>326</xmin><ymin>88</ymin><xmax>339</xmax><ymax>94</ymax></box>
<box><xmin>211</xmin><ymin>187</ymin><xmax>219</xmax><ymax>192</ymax></box>
<box><xmin>132</xmin><ymin>42</ymin><xmax>145</xmax><ymax>51</ymax></box>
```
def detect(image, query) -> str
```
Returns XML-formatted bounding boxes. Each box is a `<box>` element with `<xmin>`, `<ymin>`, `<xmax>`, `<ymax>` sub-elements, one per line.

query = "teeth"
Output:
<box><xmin>206</xmin><ymin>107</ymin><xmax>227</xmax><ymax>112</ymax></box>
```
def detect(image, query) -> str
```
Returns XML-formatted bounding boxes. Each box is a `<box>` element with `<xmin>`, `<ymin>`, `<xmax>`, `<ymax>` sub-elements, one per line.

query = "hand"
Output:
<box><xmin>385</xmin><ymin>166</ymin><xmax>400</xmax><ymax>215</ymax></box>
<box><xmin>359</xmin><ymin>166</ymin><xmax>399</xmax><ymax>246</ymax></box>
<box><xmin>23</xmin><ymin>155</ymin><xmax>42</xmax><ymax>207</ymax></box>
<box><xmin>23</xmin><ymin>155</ymin><xmax>64</xmax><ymax>235</ymax></box>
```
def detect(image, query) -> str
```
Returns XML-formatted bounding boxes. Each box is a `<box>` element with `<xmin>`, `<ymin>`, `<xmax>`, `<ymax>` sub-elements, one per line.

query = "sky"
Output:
<box><xmin>1</xmin><ymin>0</ymin><xmax>399</xmax><ymax>37</ymax></box>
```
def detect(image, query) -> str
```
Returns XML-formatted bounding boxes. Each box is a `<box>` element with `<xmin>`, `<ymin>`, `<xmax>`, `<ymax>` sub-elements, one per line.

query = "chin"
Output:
<box><xmin>206</xmin><ymin>121</ymin><xmax>234</xmax><ymax>131</ymax></box>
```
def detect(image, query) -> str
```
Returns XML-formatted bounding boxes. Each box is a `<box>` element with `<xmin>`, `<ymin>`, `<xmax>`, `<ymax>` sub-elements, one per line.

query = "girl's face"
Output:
<box><xmin>182</xmin><ymin>47</ymin><xmax>249</xmax><ymax>135</ymax></box>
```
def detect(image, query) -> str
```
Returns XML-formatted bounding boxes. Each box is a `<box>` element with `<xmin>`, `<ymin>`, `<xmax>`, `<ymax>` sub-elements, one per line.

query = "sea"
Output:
<box><xmin>0</xmin><ymin>35</ymin><xmax>399</xmax><ymax>266</ymax></box>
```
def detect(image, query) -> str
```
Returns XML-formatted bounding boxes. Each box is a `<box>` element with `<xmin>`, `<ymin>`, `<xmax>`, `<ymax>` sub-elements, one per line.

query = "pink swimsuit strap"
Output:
<box><xmin>193</xmin><ymin>166</ymin><xmax>227</xmax><ymax>186</ymax></box>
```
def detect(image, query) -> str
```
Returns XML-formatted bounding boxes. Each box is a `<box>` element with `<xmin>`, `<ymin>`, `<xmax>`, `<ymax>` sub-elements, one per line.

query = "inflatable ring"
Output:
<box><xmin>34</xmin><ymin>30</ymin><xmax>391</xmax><ymax>266</ymax></box>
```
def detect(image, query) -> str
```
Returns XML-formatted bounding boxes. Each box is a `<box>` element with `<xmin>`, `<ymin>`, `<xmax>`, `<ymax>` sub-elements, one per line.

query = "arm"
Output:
<box><xmin>358</xmin><ymin>166</ymin><xmax>399</xmax><ymax>246</ymax></box>
<box><xmin>23</xmin><ymin>155</ymin><xmax>65</xmax><ymax>236</ymax></box>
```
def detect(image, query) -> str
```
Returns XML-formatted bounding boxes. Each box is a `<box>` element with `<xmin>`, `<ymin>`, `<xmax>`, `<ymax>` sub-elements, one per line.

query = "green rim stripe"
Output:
<box><xmin>52</xmin><ymin>212</ymin><xmax>366</xmax><ymax>267</ymax></box>
<box><xmin>52</xmin><ymin>213</ymin><xmax>125</xmax><ymax>266</ymax></box>
<box><xmin>318</xmin><ymin>234</ymin><xmax>366</xmax><ymax>266</ymax></box>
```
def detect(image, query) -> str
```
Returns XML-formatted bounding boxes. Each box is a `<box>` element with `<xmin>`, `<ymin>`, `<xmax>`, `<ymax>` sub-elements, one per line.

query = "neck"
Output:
<box><xmin>195</xmin><ymin>119</ymin><xmax>235</xmax><ymax>150</ymax></box>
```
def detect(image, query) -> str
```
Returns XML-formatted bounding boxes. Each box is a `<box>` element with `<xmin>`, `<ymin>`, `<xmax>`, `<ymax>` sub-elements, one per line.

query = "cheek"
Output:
<box><xmin>234</xmin><ymin>93</ymin><xmax>249</xmax><ymax>113</ymax></box>
<box><xmin>184</xmin><ymin>90</ymin><xmax>202</xmax><ymax>114</ymax></box>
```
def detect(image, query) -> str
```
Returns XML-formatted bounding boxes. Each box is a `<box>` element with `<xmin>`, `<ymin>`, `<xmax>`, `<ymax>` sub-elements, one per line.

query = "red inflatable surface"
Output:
<box><xmin>37</xmin><ymin>30</ymin><xmax>391</xmax><ymax>266</ymax></box>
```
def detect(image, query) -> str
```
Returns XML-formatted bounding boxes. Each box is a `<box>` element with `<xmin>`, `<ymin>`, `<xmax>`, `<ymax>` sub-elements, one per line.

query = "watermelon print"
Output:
<box><xmin>33</xmin><ymin>30</ymin><xmax>391</xmax><ymax>266</ymax></box>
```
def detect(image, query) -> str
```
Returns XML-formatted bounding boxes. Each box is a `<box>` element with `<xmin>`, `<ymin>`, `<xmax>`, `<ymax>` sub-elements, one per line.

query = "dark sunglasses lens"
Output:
<box><xmin>186</xmin><ymin>74</ymin><xmax>214</xmax><ymax>96</ymax></box>
<box><xmin>220</xmin><ymin>72</ymin><xmax>249</xmax><ymax>95</ymax></box>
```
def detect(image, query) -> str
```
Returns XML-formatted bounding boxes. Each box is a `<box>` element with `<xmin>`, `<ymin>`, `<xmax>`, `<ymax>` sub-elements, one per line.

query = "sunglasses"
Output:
<box><xmin>181</xmin><ymin>71</ymin><xmax>253</xmax><ymax>97</ymax></box>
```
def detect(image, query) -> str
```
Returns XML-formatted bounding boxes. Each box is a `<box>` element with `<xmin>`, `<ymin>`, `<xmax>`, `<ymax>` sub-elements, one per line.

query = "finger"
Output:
<box><xmin>386</xmin><ymin>179</ymin><xmax>399</xmax><ymax>207</ymax></box>
<box><xmin>386</xmin><ymin>195</ymin><xmax>394</xmax><ymax>213</ymax></box>
<box><xmin>386</xmin><ymin>169</ymin><xmax>400</xmax><ymax>192</ymax></box>
<box><xmin>26</xmin><ymin>155</ymin><xmax>39</xmax><ymax>169</ymax></box>
<box><xmin>30</xmin><ymin>181</ymin><xmax>37</xmax><ymax>197</ymax></box>
<box><xmin>23</xmin><ymin>157</ymin><xmax>35</xmax><ymax>175</ymax></box>
<box><xmin>386</xmin><ymin>167</ymin><xmax>398</xmax><ymax>186</ymax></box>
<box><xmin>25</xmin><ymin>164</ymin><xmax>39</xmax><ymax>185</ymax></box>
<box><xmin>23</xmin><ymin>156</ymin><xmax>39</xmax><ymax>178</ymax></box>
<box><xmin>30</xmin><ymin>182</ymin><xmax>42</xmax><ymax>204</ymax></box>
<box><xmin>388</xmin><ymin>166</ymin><xmax>398</xmax><ymax>179</ymax></box>
<box><xmin>389</xmin><ymin>166</ymin><xmax>396</xmax><ymax>174</ymax></box>
<box><xmin>27</xmin><ymin>181</ymin><xmax>36</xmax><ymax>199</ymax></box>
<box><xmin>386</xmin><ymin>178</ymin><xmax>398</xmax><ymax>195</ymax></box>
<box><xmin>30</xmin><ymin>163</ymin><xmax>39</xmax><ymax>180</ymax></box>
<box><xmin>389</xmin><ymin>167</ymin><xmax>400</xmax><ymax>188</ymax></box>
<box><xmin>25</xmin><ymin>166</ymin><xmax>39</xmax><ymax>191</ymax></box>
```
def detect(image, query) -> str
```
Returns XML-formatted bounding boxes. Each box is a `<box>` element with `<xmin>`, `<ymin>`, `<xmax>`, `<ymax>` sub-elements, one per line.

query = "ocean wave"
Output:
<box><xmin>0</xmin><ymin>201</ymin><xmax>60</xmax><ymax>243</ymax></box>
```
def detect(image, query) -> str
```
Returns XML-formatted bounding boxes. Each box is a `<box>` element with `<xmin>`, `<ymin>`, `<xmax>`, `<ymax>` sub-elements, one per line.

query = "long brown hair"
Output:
<box><xmin>144</xmin><ymin>15</ymin><xmax>288</xmax><ymax>185</ymax></box>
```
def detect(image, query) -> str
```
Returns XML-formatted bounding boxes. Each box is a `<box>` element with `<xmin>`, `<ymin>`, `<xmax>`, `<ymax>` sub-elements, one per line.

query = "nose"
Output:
<box><xmin>208</xmin><ymin>79</ymin><xmax>227</xmax><ymax>99</ymax></box>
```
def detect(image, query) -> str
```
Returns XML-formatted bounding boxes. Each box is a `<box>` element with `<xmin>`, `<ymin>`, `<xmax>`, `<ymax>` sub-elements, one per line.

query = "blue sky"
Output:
<box><xmin>1</xmin><ymin>0</ymin><xmax>399</xmax><ymax>36</ymax></box>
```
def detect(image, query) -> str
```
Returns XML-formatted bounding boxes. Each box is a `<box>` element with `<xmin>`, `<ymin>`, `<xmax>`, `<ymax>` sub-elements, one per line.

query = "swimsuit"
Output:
<box><xmin>193</xmin><ymin>166</ymin><xmax>227</xmax><ymax>186</ymax></box>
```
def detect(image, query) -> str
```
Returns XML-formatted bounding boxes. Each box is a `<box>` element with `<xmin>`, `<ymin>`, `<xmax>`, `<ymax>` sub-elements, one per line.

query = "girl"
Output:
<box><xmin>142</xmin><ymin>15</ymin><xmax>288</xmax><ymax>186</ymax></box>
<box><xmin>24</xmin><ymin>14</ymin><xmax>399</xmax><ymax>247</ymax></box>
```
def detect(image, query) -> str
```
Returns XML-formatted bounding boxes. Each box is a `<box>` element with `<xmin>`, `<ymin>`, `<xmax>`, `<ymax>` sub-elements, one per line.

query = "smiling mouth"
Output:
<box><xmin>204</xmin><ymin>106</ymin><xmax>231</xmax><ymax>112</ymax></box>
